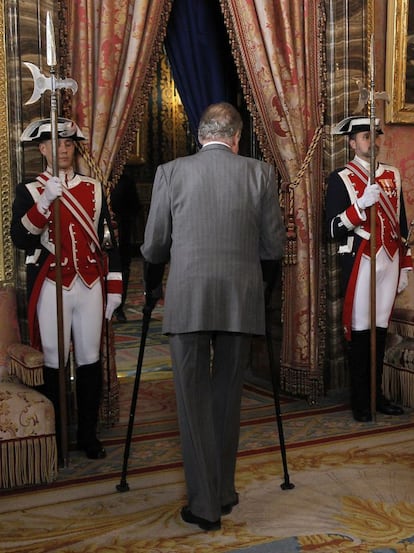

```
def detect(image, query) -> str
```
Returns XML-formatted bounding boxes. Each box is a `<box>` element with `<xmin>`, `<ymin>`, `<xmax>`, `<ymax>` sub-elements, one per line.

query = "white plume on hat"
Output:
<box><xmin>20</xmin><ymin>117</ymin><xmax>86</xmax><ymax>142</ymax></box>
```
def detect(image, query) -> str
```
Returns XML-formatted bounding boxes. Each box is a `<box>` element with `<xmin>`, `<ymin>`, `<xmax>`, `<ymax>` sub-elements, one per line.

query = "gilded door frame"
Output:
<box><xmin>0</xmin><ymin>2</ymin><xmax>14</xmax><ymax>284</ymax></box>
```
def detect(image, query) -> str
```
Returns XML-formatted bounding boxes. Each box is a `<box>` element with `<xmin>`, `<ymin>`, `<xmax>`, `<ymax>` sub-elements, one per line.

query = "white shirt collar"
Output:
<box><xmin>202</xmin><ymin>141</ymin><xmax>231</xmax><ymax>149</ymax></box>
<box><xmin>354</xmin><ymin>156</ymin><xmax>369</xmax><ymax>169</ymax></box>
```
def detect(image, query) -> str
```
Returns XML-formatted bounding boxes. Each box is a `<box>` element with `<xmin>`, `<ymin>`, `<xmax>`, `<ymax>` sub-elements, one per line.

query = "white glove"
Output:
<box><xmin>356</xmin><ymin>184</ymin><xmax>380</xmax><ymax>210</ymax></box>
<box><xmin>37</xmin><ymin>176</ymin><xmax>63</xmax><ymax>214</ymax></box>
<box><xmin>105</xmin><ymin>293</ymin><xmax>122</xmax><ymax>320</ymax></box>
<box><xmin>397</xmin><ymin>270</ymin><xmax>410</xmax><ymax>294</ymax></box>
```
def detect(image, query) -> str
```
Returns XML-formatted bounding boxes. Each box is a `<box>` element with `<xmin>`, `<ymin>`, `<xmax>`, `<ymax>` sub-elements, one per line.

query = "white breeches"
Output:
<box><xmin>37</xmin><ymin>277</ymin><xmax>103</xmax><ymax>368</ymax></box>
<box><xmin>352</xmin><ymin>247</ymin><xmax>399</xmax><ymax>330</ymax></box>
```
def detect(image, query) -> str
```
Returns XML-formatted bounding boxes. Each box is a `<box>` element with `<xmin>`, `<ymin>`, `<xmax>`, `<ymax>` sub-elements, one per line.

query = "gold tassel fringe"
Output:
<box><xmin>7</xmin><ymin>344</ymin><xmax>44</xmax><ymax>387</ymax></box>
<box><xmin>0</xmin><ymin>435</ymin><xmax>58</xmax><ymax>489</ymax></box>
<box><xmin>383</xmin><ymin>362</ymin><xmax>414</xmax><ymax>408</ymax></box>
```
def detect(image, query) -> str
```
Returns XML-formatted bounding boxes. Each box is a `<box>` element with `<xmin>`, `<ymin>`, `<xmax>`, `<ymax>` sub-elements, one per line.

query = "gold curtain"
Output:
<box><xmin>221</xmin><ymin>1</ymin><xmax>327</xmax><ymax>400</ymax></box>
<box><xmin>67</xmin><ymin>0</ymin><xmax>173</xmax><ymax>187</ymax></box>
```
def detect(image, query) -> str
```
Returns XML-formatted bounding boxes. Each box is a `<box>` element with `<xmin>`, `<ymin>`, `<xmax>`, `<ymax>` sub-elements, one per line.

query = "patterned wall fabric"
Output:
<box><xmin>135</xmin><ymin>52</ymin><xmax>195</xmax><ymax>184</ymax></box>
<box><xmin>324</xmin><ymin>0</ymin><xmax>369</xmax><ymax>391</ymax></box>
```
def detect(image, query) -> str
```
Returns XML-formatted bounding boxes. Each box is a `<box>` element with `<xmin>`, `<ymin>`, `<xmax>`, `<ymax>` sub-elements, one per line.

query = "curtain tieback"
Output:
<box><xmin>282</xmin><ymin>124</ymin><xmax>324</xmax><ymax>266</ymax></box>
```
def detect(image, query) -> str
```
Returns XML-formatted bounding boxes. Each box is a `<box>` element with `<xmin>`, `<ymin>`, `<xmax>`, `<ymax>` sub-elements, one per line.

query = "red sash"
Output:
<box><xmin>37</xmin><ymin>173</ymin><xmax>102</xmax><ymax>253</ymax></box>
<box><xmin>346</xmin><ymin>160</ymin><xmax>399</xmax><ymax>239</ymax></box>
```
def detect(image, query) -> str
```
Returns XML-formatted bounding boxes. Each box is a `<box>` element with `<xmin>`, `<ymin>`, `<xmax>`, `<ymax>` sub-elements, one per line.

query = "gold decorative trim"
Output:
<box><xmin>385</xmin><ymin>0</ymin><xmax>414</xmax><ymax>123</ymax></box>
<box><xmin>0</xmin><ymin>2</ymin><xmax>14</xmax><ymax>284</ymax></box>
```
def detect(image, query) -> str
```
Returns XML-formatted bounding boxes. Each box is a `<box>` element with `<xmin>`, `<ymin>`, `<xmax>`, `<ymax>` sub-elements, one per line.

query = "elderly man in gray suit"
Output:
<box><xmin>141</xmin><ymin>102</ymin><xmax>285</xmax><ymax>531</ymax></box>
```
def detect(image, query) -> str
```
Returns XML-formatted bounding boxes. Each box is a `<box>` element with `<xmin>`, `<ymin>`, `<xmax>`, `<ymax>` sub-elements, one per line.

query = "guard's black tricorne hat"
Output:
<box><xmin>333</xmin><ymin>116</ymin><xmax>383</xmax><ymax>136</ymax></box>
<box><xmin>20</xmin><ymin>117</ymin><xmax>86</xmax><ymax>142</ymax></box>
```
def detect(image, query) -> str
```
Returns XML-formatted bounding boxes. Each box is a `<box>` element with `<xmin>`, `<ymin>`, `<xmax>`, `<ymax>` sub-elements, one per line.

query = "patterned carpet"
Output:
<box><xmin>2</xmin><ymin>259</ymin><xmax>414</xmax><ymax>552</ymax></box>
<box><xmin>113</xmin><ymin>314</ymin><xmax>171</xmax><ymax>380</ymax></box>
<box><xmin>2</xmin><ymin>385</ymin><xmax>414</xmax><ymax>552</ymax></box>
<box><xmin>113</xmin><ymin>257</ymin><xmax>171</xmax><ymax>380</ymax></box>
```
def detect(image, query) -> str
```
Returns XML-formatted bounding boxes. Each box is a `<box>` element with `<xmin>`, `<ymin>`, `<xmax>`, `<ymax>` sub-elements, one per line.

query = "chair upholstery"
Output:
<box><xmin>384</xmin><ymin>307</ymin><xmax>414</xmax><ymax>408</ymax></box>
<box><xmin>0</xmin><ymin>284</ymin><xmax>57</xmax><ymax>488</ymax></box>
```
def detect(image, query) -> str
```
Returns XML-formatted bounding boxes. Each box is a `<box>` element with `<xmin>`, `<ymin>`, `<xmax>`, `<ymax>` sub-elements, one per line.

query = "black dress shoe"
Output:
<box><xmin>180</xmin><ymin>506</ymin><xmax>221</xmax><ymax>531</ymax></box>
<box><xmin>352</xmin><ymin>409</ymin><xmax>372</xmax><ymax>423</ymax></box>
<box><xmin>221</xmin><ymin>493</ymin><xmax>239</xmax><ymax>515</ymax></box>
<box><xmin>377</xmin><ymin>402</ymin><xmax>404</xmax><ymax>416</ymax></box>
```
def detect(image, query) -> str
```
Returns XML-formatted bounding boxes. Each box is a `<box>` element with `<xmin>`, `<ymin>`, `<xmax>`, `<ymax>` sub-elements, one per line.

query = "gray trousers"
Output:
<box><xmin>169</xmin><ymin>331</ymin><xmax>252</xmax><ymax>522</ymax></box>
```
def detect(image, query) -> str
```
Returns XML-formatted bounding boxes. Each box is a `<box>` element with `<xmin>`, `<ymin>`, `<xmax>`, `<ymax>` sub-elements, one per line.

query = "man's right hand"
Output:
<box><xmin>37</xmin><ymin>176</ymin><xmax>63</xmax><ymax>214</ymax></box>
<box><xmin>357</xmin><ymin>184</ymin><xmax>380</xmax><ymax>210</ymax></box>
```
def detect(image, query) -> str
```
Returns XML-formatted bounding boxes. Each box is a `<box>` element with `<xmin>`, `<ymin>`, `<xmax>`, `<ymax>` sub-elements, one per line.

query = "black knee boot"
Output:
<box><xmin>76</xmin><ymin>361</ymin><xmax>106</xmax><ymax>459</ymax></box>
<box><xmin>375</xmin><ymin>327</ymin><xmax>404</xmax><ymax>416</ymax></box>
<box><xmin>349</xmin><ymin>330</ymin><xmax>371</xmax><ymax>422</ymax></box>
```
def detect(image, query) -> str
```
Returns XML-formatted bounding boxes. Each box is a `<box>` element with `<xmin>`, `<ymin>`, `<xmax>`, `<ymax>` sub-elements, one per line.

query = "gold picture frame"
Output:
<box><xmin>0</xmin><ymin>2</ymin><xmax>14</xmax><ymax>283</ymax></box>
<box><xmin>385</xmin><ymin>0</ymin><xmax>414</xmax><ymax>123</ymax></box>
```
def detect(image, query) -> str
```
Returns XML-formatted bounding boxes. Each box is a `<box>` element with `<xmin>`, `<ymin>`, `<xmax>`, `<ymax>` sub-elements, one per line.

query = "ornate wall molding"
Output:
<box><xmin>0</xmin><ymin>2</ymin><xmax>14</xmax><ymax>283</ymax></box>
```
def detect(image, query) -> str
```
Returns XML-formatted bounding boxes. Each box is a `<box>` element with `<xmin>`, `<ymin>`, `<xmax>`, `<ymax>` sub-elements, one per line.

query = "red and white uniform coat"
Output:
<box><xmin>11</xmin><ymin>170</ymin><xmax>122</xmax><ymax>353</ymax></box>
<box><xmin>326</xmin><ymin>157</ymin><xmax>412</xmax><ymax>340</ymax></box>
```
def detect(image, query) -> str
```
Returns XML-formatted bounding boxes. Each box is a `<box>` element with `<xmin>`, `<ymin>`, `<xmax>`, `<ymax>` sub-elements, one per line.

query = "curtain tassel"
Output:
<box><xmin>284</xmin><ymin>216</ymin><xmax>297</xmax><ymax>265</ymax></box>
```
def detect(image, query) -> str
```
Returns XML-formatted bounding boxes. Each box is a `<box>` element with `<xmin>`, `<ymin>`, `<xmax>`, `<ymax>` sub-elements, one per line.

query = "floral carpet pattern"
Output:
<box><xmin>2</xmin><ymin>260</ymin><xmax>414</xmax><ymax>552</ymax></box>
<box><xmin>1</xmin><ymin>375</ymin><xmax>414</xmax><ymax>553</ymax></box>
<box><xmin>113</xmin><ymin>314</ymin><xmax>171</xmax><ymax>380</ymax></box>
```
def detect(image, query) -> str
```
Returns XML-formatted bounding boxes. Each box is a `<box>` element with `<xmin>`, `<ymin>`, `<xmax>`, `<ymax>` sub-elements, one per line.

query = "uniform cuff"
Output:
<box><xmin>340</xmin><ymin>204</ymin><xmax>365</xmax><ymax>229</ymax></box>
<box><xmin>22</xmin><ymin>204</ymin><xmax>49</xmax><ymax>235</ymax></box>
<box><xmin>106</xmin><ymin>272</ymin><xmax>123</xmax><ymax>295</ymax></box>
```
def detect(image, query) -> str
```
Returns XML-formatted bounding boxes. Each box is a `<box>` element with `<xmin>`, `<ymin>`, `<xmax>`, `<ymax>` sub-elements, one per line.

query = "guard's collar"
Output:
<box><xmin>46</xmin><ymin>167</ymin><xmax>75</xmax><ymax>183</ymax></box>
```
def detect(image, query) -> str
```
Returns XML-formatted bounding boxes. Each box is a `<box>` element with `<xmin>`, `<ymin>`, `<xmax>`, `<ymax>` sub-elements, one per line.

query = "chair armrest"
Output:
<box><xmin>7</xmin><ymin>343</ymin><xmax>44</xmax><ymax>387</ymax></box>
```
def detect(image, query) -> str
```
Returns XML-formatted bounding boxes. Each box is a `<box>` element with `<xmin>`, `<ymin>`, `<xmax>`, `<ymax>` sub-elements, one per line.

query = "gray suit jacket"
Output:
<box><xmin>141</xmin><ymin>143</ymin><xmax>285</xmax><ymax>335</ymax></box>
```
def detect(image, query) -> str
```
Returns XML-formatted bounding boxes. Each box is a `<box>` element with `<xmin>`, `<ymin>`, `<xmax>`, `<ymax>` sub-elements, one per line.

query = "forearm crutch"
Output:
<box><xmin>116</xmin><ymin>304</ymin><xmax>152</xmax><ymax>492</ymax></box>
<box><xmin>262</xmin><ymin>260</ymin><xmax>294</xmax><ymax>490</ymax></box>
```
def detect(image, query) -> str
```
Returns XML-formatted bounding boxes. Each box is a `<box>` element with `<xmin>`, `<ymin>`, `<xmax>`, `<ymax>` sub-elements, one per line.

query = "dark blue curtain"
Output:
<box><xmin>165</xmin><ymin>0</ymin><xmax>237</xmax><ymax>141</ymax></box>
